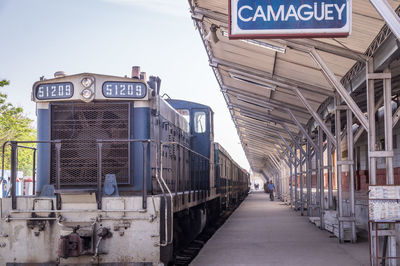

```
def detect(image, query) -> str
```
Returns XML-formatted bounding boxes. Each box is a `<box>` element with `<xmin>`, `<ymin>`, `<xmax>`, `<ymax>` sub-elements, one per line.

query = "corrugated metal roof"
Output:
<box><xmin>189</xmin><ymin>0</ymin><xmax>400</xmax><ymax>173</ymax></box>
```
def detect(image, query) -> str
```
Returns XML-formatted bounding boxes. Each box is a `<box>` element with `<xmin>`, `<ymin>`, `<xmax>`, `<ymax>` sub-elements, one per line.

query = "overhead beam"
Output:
<box><xmin>370</xmin><ymin>0</ymin><xmax>400</xmax><ymax>42</ymax></box>
<box><xmin>286</xmin><ymin>108</ymin><xmax>320</xmax><ymax>151</ymax></box>
<box><xmin>246</xmin><ymin>149</ymin><xmax>269</xmax><ymax>156</ymax></box>
<box><xmin>274</xmin><ymin>39</ymin><xmax>368</xmax><ymax>61</ymax></box>
<box><xmin>246</xmin><ymin>150</ymin><xmax>274</xmax><ymax>160</ymax></box>
<box><xmin>236</xmin><ymin>111</ymin><xmax>299</xmax><ymax>129</ymax></box>
<box><xmin>241</xmin><ymin>126</ymin><xmax>289</xmax><ymax>138</ymax></box>
<box><xmin>245</xmin><ymin>147</ymin><xmax>270</xmax><ymax>156</ymax></box>
<box><xmin>243</xmin><ymin>134</ymin><xmax>290</xmax><ymax>145</ymax></box>
<box><xmin>241</xmin><ymin>126</ymin><xmax>289</xmax><ymax>139</ymax></box>
<box><xmin>244</xmin><ymin>132</ymin><xmax>290</xmax><ymax>142</ymax></box>
<box><xmin>222</xmin><ymin>85</ymin><xmax>309</xmax><ymax>115</ymax></box>
<box><xmin>238</xmin><ymin>119</ymin><xmax>292</xmax><ymax>136</ymax></box>
<box><xmin>241</xmin><ymin>128</ymin><xmax>292</xmax><ymax>142</ymax></box>
<box><xmin>280</xmin><ymin>122</ymin><xmax>307</xmax><ymax>158</ymax></box>
<box><xmin>242</xmin><ymin>135</ymin><xmax>291</xmax><ymax>146</ymax></box>
<box><xmin>393</xmin><ymin>104</ymin><xmax>400</xmax><ymax>129</ymax></box>
<box><xmin>244</xmin><ymin>138</ymin><xmax>278</xmax><ymax>149</ymax></box>
<box><xmin>276</xmin><ymin>142</ymin><xmax>294</xmax><ymax>165</ymax></box>
<box><xmin>275</xmin><ymin>148</ymin><xmax>290</xmax><ymax>167</ymax></box>
<box><xmin>308</xmin><ymin>48</ymin><xmax>369</xmax><ymax>131</ymax></box>
<box><xmin>268</xmin><ymin>154</ymin><xmax>281</xmax><ymax>170</ymax></box>
<box><xmin>238</xmin><ymin>109</ymin><xmax>298</xmax><ymax>126</ymax></box>
<box><xmin>236</xmin><ymin>94</ymin><xmax>310</xmax><ymax>118</ymax></box>
<box><xmin>279</xmin><ymin>134</ymin><xmax>299</xmax><ymax>161</ymax></box>
<box><xmin>292</xmin><ymin>87</ymin><xmax>337</xmax><ymax>146</ymax></box>
<box><xmin>236</xmin><ymin>94</ymin><xmax>310</xmax><ymax>121</ymax></box>
<box><xmin>244</xmin><ymin>135</ymin><xmax>283</xmax><ymax>148</ymax></box>
<box><xmin>211</xmin><ymin>57</ymin><xmax>334</xmax><ymax>97</ymax></box>
<box><xmin>236</xmin><ymin>118</ymin><xmax>293</xmax><ymax>139</ymax></box>
<box><xmin>244</xmin><ymin>132</ymin><xmax>273</xmax><ymax>143</ymax></box>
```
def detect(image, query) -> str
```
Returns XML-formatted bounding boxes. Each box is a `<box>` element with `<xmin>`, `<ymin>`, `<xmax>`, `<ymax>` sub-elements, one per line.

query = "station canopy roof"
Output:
<box><xmin>189</xmin><ymin>0</ymin><xmax>400</xmax><ymax>175</ymax></box>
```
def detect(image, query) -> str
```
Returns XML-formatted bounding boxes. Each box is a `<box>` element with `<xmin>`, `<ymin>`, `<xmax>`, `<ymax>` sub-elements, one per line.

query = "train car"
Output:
<box><xmin>214</xmin><ymin>143</ymin><xmax>250</xmax><ymax>209</ymax></box>
<box><xmin>0</xmin><ymin>67</ymin><xmax>249</xmax><ymax>265</ymax></box>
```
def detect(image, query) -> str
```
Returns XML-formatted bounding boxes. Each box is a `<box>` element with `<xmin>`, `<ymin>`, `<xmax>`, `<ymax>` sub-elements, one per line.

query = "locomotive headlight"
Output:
<box><xmin>81</xmin><ymin>77</ymin><xmax>93</xmax><ymax>88</ymax></box>
<box><xmin>81</xmin><ymin>88</ymin><xmax>93</xmax><ymax>99</ymax></box>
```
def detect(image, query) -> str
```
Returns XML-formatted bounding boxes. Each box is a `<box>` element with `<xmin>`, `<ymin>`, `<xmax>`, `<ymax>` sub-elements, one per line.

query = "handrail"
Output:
<box><xmin>1</xmin><ymin>140</ymin><xmax>61</xmax><ymax>210</ymax></box>
<box><xmin>16</xmin><ymin>145</ymin><xmax>37</xmax><ymax>195</ymax></box>
<box><xmin>159</xmin><ymin>142</ymin><xmax>175</xmax><ymax>246</ymax></box>
<box><xmin>160</xmin><ymin>141</ymin><xmax>211</xmax><ymax>245</ymax></box>
<box><xmin>162</xmin><ymin>141</ymin><xmax>210</xmax><ymax>161</ymax></box>
<box><xmin>1</xmin><ymin>141</ymin><xmax>11</xmax><ymax>189</ymax></box>
<box><xmin>96</xmin><ymin>139</ymin><xmax>152</xmax><ymax>210</ymax></box>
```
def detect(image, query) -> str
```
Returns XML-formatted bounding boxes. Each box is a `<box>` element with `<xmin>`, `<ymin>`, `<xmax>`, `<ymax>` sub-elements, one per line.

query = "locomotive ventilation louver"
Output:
<box><xmin>50</xmin><ymin>102</ymin><xmax>130</xmax><ymax>186</ymax></box>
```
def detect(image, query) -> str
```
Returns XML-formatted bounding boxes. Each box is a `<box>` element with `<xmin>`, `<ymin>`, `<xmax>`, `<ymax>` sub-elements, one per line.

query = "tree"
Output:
<box><xmin>1</xmin><ymin>80</ymin><xmax>36</xmax><ymax>176</ymax></box>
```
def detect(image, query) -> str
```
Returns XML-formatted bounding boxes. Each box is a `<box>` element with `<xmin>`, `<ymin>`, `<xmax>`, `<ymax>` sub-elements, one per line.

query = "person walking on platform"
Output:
<box><xmin>267</xmin><ymin>181</ymin><xmax>275</xmax><ymax>201</ymax></box>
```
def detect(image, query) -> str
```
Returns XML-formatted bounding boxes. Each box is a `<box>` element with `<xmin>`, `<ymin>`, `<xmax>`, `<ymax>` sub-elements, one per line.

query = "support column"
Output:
<box><xmin>280</xmin><ymin>136</ymin><xmax>299</xmax><ymax>210</ymax></box>
<box><xmin>306</xmin><ymin>139</ymin><xmax>312</xmax><ymax>217</ymax></box>
<box><xmin>286</xmin><ymin>165</ymin><xmax>290</xmax><ymax>203</ymax></box>
<box><xmin>277</xmin><ymin>143</ymin><xmax>293</xmax><ymax>205</ymax></box>
<box><xmin>327</xmin><ymin>121</ymin><xmax>334</xmax><ymax>209</ymax></box>
<box><xmin>294</xmin><ymin>146</ymin><xmax>299</xmax><ymax>211</ymax></box>
<box><xmin>367</xmin><ymin>59</ymin><xmax>377</xmax><ymax>186</ymax></box>
<box><xmin>335</xmin><ymin>93</ymin><xmax>344</xmax><ymax>242</ymax></box>
<box><xmin>315</xmin><ymin>135</ymin><xmax>320</xmax><ymax>218</ymax></box>
<box><xmin>271</xmin><ymin>154</ymin><xmax>283</xmax><ymax>201</ymax></box>
<box><xmin>346</xmin><ymin>108</ymin><xmax>357</xmax><ymax>243</ymax></box>
<box><xmin>290</xmin><ymin>159</ymin><xmax>293</xmax><ymax>208</ymax></box>
<box><xmin>383</xmin><ymin>67</ymin><xmax>396</xmax><ymax>265</ymax></box>
<box><xmin>276</xmin><ymin>148</ymin><xmax>290</xmax><ymax>203</ymax></box>
<box><xmin>367</xmin><ymin>60</ymin><xmax>396</xmax><ymax>265</ymax></box>
<box><xmin>384</xmin><ymin>67</ymin><xmax>394</xmax><ymax>184</ymax></box>
<box><xmin>318</xmin><ymin>126</ymin><xmax>325</xmax><ymax>230</ymax></box>
<box><xmin>300</xmin><ymin>139</ymin><xmax>304</xmax><ymax>215</ymax></box>
<box><xmin>367</xmin><ymin>59</ymin><xmax>377</xmax><ymax>263</ymax></box>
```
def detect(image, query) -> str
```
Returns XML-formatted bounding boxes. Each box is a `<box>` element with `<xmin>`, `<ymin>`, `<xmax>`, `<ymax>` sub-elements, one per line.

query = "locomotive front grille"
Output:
<box><xmin>50</xmin><ymin>102</ymin><xmax>130</xmax><ymax>186</ymax></box>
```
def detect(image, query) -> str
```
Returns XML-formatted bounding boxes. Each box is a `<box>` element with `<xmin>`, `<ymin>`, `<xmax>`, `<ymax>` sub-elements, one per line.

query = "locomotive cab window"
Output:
<box><xmin>177</xmin><ymin>109</ymin><xmax>190</xmax><ymax>123</ymax></box>
<box><xmin>194</xmin><ymin>111</ymin><xmax>206</xmax><ymax>133</ymax></box>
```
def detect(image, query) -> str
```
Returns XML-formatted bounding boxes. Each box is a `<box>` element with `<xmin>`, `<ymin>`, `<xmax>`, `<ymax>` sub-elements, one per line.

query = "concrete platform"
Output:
<box><xmin>191</xmin><ymin>191</ymin><xmax>369</xmax><ymax>266</ymax></box>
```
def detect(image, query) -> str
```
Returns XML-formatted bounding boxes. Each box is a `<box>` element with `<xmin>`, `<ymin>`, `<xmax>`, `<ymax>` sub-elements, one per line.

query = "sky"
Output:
<box><xmin>0</xmin><ymin>0</ymin><xmax>250</xmax><ymax>170</ymax></box>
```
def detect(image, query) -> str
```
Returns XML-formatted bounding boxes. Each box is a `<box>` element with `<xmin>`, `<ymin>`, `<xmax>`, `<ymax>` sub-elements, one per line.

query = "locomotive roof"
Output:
<box><xmin>159</xmin><ymin>97</ymin><xmax>190</xmax><ymax>133</ymax></box>
<box><xmin>215</xmin><ymin>142</ymin><xmax>245</xmax><ymax>172</ymax></box>
<box><xmin>166</xmin><ymin>99</ymin><xmax>213</xmax><ymax>113</ymax></box>
<box><xmin>34</xmin><ymin>72</ymin><xmax>141</xmax><ymax>82</ymax></box>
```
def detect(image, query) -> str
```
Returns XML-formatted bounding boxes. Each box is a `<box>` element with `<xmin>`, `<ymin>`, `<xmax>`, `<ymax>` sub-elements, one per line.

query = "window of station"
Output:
<box><xmin>194</xmin><ymin>111</ymin><xmax>206</xmax><ymax>133</ymax></box>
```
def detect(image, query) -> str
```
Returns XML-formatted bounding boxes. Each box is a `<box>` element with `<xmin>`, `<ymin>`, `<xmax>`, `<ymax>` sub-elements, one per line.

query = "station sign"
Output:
<box><xmin>229</xmin><ymin>0</ymin><xmax>352</xmax><ymax>39</ymax></box>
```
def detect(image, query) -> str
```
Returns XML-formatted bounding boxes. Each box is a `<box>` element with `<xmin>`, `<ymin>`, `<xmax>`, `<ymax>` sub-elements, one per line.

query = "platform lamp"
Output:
<box><xmin>205</xmin><ymin>24</ymin><xmax>220</xmax><ymax>44</ymax></box>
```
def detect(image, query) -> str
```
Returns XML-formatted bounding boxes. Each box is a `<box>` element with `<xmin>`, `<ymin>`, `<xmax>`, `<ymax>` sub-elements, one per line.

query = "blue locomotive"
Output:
<box><xmin>0</xmin><ymin>67</ymin><xmax>249</xmax><ymax>265</ymax></box>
